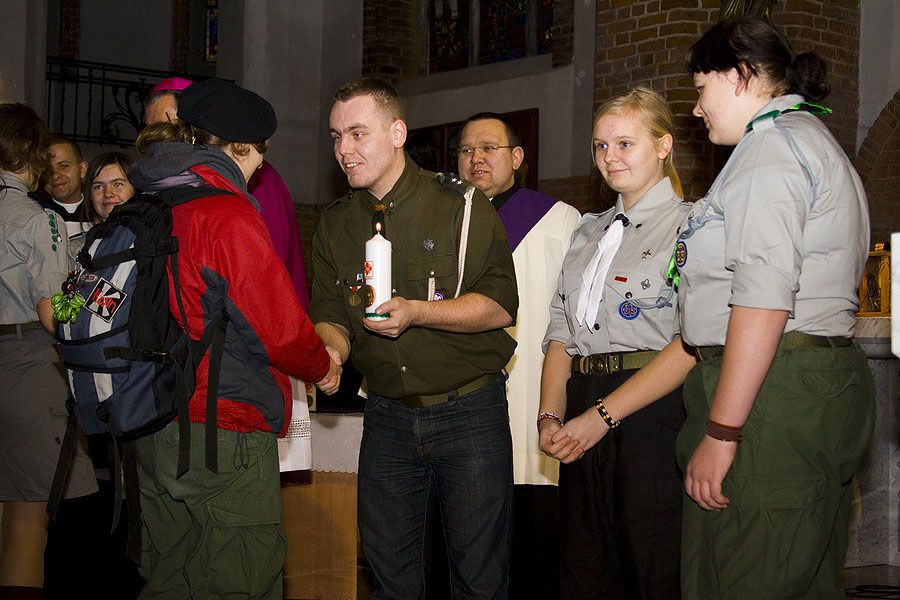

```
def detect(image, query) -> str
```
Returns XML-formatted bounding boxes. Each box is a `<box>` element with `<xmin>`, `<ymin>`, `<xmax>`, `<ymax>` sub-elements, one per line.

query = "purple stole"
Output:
<box><xmin>497</xmin><ymin>188</ymin><xmax>557</xmax><ymax>252</ymax></box>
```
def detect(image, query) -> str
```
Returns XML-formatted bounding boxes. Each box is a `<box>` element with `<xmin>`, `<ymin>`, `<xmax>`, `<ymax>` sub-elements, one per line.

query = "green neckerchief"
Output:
<box><xmin>746</xmin><ymin>101</ymin><xmax>832</xmax><ymax>131</ymax></box>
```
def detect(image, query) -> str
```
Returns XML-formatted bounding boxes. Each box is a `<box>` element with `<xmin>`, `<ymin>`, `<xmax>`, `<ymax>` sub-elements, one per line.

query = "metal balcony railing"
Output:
<box><xmin>45</xmin><ymin>57</ymin><xmax>210</xmax><ymax>148</ymax></box>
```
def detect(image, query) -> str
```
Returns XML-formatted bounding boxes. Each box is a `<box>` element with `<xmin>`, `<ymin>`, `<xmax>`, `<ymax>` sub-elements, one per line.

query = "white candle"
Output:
<box><xmin>364</xmin><ymin>222</ymin><xmax>392</xmax><ymax>320</ymax></box>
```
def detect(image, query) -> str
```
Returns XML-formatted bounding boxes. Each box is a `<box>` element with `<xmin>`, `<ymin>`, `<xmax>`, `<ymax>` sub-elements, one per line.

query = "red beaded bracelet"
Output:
<box><xmin>536</xmin><ymin>412</ymin><xmax>564</xmax><ymax>430</ymax></box>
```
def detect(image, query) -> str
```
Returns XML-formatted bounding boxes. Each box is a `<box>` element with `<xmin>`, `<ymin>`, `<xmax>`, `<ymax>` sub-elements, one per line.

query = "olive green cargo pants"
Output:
<box><xmin>135</xmin><ymin>422</ymin><xmax>286</xmax><ymax>599</ymax></box>
<box><xmin>676</xmin><ymin>343</ymin><xmax>874</xmax><ymax>599</ymax></box>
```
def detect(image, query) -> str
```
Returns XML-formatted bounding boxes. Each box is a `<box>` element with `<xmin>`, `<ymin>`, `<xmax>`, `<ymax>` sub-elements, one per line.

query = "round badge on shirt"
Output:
<box><xmin>618</xmin><ymin>301</ymin><xmax>640</xmax><ymax>320</ymax></box>
<box><xmin>674</xmin><ymin>240</ymin><xmax>688</xmax><ymax>268</ymax></box>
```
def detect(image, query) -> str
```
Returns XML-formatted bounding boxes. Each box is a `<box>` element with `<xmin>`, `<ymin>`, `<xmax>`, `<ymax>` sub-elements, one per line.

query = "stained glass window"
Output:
<box><xmin>428</xmin><ymin>0</ymin><xmax>471</xmax><ymax>74</ymax></box>
<box><xmin>427</xmin><ymin>0</ymin><xmax>555</xmax><ymax>74</ymax></box>
<box><xmin>205</xmin><ymin>0</ymin><xmax>218</xmax><ymax>62</ymax></box>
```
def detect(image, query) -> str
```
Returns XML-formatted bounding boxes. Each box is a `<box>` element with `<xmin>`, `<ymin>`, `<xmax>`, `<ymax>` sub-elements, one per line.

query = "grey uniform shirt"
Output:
<box><xmin>677</xmin><ymin>94</ymin><xmax>870</xmax><ymax>347</ymax></box>
<box><xmin>543</xmin><ymin>177</ymin><xmax>690</xmax><ymax>356</ymax></box>
<box><xmin>0</xmin><ymin>174</ymin><xmax>69</xmax><ymax>324</ymax></box>
<box><xmin>50</xmin><ymin>198</ymin><xmax>89</xmax><ymax>267</ymax></box>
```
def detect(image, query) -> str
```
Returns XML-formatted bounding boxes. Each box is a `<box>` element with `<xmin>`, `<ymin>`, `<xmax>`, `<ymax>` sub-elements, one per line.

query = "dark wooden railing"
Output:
<box><xmin>45</xmin><ymin>57</ymin><xmax>209</xmax><ymax>148</ymax></box>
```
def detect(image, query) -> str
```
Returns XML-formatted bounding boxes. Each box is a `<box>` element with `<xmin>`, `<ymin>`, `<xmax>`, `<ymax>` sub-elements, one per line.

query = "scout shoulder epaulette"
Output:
<box><xmin>435</xmin><ymin>172</ymin><xmax>472</xmax><ymax>196</ymax></box>
<box><xmin>323</xmin><ymin>192</ymin><xmax>352</xmax><ymax>213</ymax></box>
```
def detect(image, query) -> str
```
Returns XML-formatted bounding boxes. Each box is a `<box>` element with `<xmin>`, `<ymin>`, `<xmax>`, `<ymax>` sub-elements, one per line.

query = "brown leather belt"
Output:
<box><xmin>694</xmin><ymin>331</ymin><xmax>853</xmax><ymax>361</ymax></box>
<box><xmin>395</xmin><ymin>373</ymin><xmax>503</xmax><ymax>408</ymax></box>
<box><xmin>0</xmin><ymin>321</ymin><xmax>43</xmax><ymax>337</ymax></box>
<box><xmin>571</xmin><ymin>350</ymin><xmax>658</xmax><ymax>376</ymax></box>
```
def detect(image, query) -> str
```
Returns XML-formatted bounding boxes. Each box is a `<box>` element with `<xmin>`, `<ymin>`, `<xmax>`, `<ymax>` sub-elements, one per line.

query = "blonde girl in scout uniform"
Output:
<box><xmin>0</xmin><ymin>103</ymin><xmax>97</xmax><ymax>596</ymax></box>
<box><xmin>539</xmin><ymin>88</ymin><xmax>690</xmax><ymax>599</ymax></box>
<box><xmin>555</xmin><ymin>18</ymin><xmax>873</xmax><ymax>599</ymax></box>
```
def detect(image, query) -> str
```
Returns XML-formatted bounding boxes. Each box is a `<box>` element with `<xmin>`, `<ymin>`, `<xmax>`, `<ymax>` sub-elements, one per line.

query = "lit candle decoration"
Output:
<box><xmin>364</xmin><ymin>221</ymin><xmax>392</xmax><ymax>320</ymax></box>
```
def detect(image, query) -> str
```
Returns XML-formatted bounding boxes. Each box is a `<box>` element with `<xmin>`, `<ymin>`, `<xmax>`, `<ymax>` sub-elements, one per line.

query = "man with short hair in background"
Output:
<box><xmin>34</xmin><ymin>136</ymin><xmax>90</xmax><ymax>254</ymax></box>
<box><xmin>311</xmin><ymin>78</ymin><xmax>518</xmax><ymax>598</ymax></box>
<box><xmin>458</xmin><ymin>112</ymin><xmax>580</xmax><ymax>598</ymax></box>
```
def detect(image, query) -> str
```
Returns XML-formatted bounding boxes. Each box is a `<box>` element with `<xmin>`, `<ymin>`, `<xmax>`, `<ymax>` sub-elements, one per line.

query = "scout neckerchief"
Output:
<box><xmin>575</xmin><ymin>212</ymin><xmax>629</xmax><ymax>327</ymax></box>
<box><xmin>664</xmin><ymin>101</ymin><xmax>832</xmax><ymax>290</ymax></box>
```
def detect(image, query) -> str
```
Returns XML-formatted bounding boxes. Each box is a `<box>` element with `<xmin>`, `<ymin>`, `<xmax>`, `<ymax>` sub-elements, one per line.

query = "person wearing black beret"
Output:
<box><xmin>129</xmin><ymin>80</ymin><xmax>340</xmax><ymax>599</ymax></box>
<box><xmin>144</xmin><ymin>78</ymin><xmax>313</xmax><ymax>310</ymax></box>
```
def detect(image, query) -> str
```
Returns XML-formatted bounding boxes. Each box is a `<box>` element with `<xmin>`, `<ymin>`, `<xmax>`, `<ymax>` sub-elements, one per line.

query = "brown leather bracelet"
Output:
<box><xmin>705</xmin><ymin>419</ymin><xmax>742</xmax><ymax>443</ymax></box>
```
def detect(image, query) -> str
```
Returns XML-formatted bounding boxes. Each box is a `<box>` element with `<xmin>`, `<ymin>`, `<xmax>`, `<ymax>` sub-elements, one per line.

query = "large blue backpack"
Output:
<box><xmin>51</xmin><ymin>185</ymin><xmax>231</xmax><ymax>511</ymax></box>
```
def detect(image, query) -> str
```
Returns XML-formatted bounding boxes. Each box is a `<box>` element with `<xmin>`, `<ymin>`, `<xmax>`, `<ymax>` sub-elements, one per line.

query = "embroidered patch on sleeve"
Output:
<box><xmin>48</xmin><ymin>213</ymin><xmax>62</xmax><ymax>252</ymax></box>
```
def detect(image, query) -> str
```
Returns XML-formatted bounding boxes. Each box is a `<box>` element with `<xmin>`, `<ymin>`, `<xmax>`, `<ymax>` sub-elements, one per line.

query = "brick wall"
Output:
<box><xmin>775</xmin><ymin>1</ymin><xmax>859</xmax><ymax>158</ymax></box>
<box><xmin>539</xmin><ymin>174</ymin><xmax>598</xmax><ymax>214</ymax></box>
<box><xmin>551</xmin><ymin>0</ymin><xmax>575</xmax><ymax>67</ymax></box>
<box><xmin>593</xmin><ymin>0</ymin><xmax>719</xmax><ymax>203</ymax></box>
<box><xmin>362</xmin><ymin>0</ymin><xmax>417</xmax><ymax>86</ymax></box>
<box><xmin>856</xmin><ymin>90</ymin><xmax>900</xmax><ymax>246</ymax></box>
<box><xmin>586</xmin><ymin>0</ymin><xmax>863</xmax><ymax>204</ymax></box>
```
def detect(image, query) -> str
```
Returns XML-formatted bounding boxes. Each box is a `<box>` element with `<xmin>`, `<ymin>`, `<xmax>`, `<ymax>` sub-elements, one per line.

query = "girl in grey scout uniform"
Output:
<box><xmin>0</xmin><ymin>103</ymin><xmax>97</xmax><ymax>596</ymax></box>
<box><xmin>539</xmin><ymin>88</ymin><xmax>690</xmax><ymax>599</ymax></box>
<box><xmin>555</xmin><ymin>18</ymin><xmax>873</xmax><ymax>600</ymax></box>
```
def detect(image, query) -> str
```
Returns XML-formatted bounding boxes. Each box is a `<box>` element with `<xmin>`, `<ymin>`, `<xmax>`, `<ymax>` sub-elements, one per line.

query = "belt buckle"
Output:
<box><xmin>577</xmin><ymin>356</ymin><xmax>590</xmax><ymax>374</ymax></box>
<box><xmin>589</xmin><ymin>355</ymin><xmax>608</xmax><ymax>375</ymax></box>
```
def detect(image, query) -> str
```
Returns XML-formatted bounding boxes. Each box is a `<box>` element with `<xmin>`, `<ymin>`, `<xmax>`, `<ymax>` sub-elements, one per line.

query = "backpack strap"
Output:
<box><xmin>204</xmin><ymin>316</ymin><xmax>227</xmax><ymax>473</ymax></box>
<box><xmin>170</xmin><ymin>245</ymin><xmax>229</xmax><ymax>478</ymax></box>
<box><xmin>87</xmin><ymin>237</ymin><xmax>179</xmax><ymax>271</ymax></box>
<box><xmin>172</xmin><ymin>311</ymin><xmax>227</xmax><ymax>477</ymax></box>
<box><xmin>104</xmin><ymin>437</ymin><xmax>142</xmax><ymax>559</ymax></box>
<box><xmin>111</xmin><ymin>438</ymin><xmax>124</xmax><ymax>532</ymax></box>
<box><xmin>170</xmin><ymin>248</ymin><xmax>195</xmax><ymax>478</ymax></box>
<box><xmin>46</xmin><ymin>409</ymin><xmax>79</xmax><ymax>520</ymax></box>
<box><xmin>121</xmin><ymin>438</ymin><xmax>142</xmax><ymax>562</ymax></box>
<box><xmin>153</xmin><ymin>185</ymin><xmax>234</xmax><ymax>207</ymax></box>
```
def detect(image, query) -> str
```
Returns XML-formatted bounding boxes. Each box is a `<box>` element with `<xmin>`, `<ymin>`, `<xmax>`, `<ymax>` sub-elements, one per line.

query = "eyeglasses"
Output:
<box><xmin>456</xmin><ymin>144</ymin><xmax>515</xmax><ymax>157</ymax></box>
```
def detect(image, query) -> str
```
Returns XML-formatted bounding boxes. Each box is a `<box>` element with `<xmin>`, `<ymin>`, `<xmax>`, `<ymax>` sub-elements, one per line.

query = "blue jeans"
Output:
<box><xmin>359</xmin><ymin>377</ymin><xmax>513</xmax><ymax>599</ymax></box>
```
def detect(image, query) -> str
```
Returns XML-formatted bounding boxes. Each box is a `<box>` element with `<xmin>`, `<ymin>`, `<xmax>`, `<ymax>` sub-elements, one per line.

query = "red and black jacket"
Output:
<box><xmin>167</xmin><ymin>164</ymin><xmax>329</xmax><ymax>435</ymax></box>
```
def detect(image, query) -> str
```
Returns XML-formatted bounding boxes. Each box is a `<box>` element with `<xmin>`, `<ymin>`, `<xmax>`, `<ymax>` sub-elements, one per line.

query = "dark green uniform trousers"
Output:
<box><xmin>135</xmin><ymin>422</ymin><xmax>286</xmax><ymax>599</ymax></box>
<box><xmin>676</xmin><ymin>343</ymin><xmax>874</xmax><ymax>599</ymax></box>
